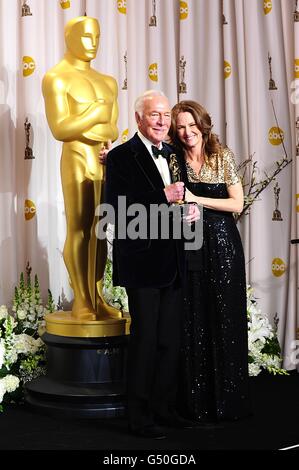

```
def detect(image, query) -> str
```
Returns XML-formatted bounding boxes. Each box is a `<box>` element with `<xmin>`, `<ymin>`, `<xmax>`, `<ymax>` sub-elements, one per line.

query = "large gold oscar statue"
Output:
<box><xmin>42</xmin><ymin>16</ymin><xmax>125</xmax><ymax>336</ymax></box>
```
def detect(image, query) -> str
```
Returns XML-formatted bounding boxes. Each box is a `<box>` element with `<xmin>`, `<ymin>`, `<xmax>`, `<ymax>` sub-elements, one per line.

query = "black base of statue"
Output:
<box><xmin>25</xmin><ymin>332</ymin><xmax>128</xmax><ymax>418</ymax></box>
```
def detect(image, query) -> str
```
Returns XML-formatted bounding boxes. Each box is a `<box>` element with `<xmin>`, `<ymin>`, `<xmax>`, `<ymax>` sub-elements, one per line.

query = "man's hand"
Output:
<box><xmin>99</xmin><ymin>139</ymin><xmax>112</xmax><ymax>165</ymax></box>
<box><xmin>184</xmin><ymin>203</ymin><xmax>201</xmax><ymax>224</ymax></box>
<box><xmin>164</xmin><ymin>182</ymin><xmax>185</xmax><ymax>203</ymax></box>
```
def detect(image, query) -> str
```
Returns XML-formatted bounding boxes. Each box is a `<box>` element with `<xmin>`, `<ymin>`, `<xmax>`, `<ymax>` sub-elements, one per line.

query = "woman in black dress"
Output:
<box><xmin>169</xmin><ymin>100</ymin><xmax>251</xmax><ymax>422</ymax></box>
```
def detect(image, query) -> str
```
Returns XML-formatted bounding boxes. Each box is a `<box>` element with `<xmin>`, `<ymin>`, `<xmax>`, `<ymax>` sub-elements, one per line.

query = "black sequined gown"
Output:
<box><xmin>179</xmin><ymin>154</ymin><xmax>251</xmax><ymax>422</ymax></box>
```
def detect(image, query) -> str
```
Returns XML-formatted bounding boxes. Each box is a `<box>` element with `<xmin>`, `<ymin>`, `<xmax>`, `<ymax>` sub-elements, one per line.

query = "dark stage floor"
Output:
<box><xmin>1</xmin><ymin>372</ymin><xmax>298</xmax><ymax>461</ymax></box>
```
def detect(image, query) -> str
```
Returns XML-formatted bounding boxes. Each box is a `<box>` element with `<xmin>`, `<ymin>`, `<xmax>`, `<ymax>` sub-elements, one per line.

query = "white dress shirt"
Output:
<box><xmin>137</xmin><ymin>131</ymin><xmax>171</xmax><ymax>186</ymax></box>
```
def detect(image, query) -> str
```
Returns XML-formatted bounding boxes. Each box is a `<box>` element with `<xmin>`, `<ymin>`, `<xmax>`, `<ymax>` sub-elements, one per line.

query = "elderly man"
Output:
<box><xmin>105</xmin><ymin>90</ymin><xmax>198</xmax><ymax>438</ymax></box>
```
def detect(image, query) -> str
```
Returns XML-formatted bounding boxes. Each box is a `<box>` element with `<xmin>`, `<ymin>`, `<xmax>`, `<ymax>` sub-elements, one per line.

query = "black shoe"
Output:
<box><xmin>156</xmin><ymin>413</ymin><xmax>197</xmax><ymax>429</ymax></box>
<box><xmin>130</xmin><ymin>425</ymin><xmax>166</xmax><ymax>439</ymax></box>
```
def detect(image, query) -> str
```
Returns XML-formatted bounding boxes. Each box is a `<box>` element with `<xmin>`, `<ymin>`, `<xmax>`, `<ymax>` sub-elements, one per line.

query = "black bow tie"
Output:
<box><xmin>151</xmin><ymin>145</ymin><xmax>169</xmax><ymax>159</ymax></box>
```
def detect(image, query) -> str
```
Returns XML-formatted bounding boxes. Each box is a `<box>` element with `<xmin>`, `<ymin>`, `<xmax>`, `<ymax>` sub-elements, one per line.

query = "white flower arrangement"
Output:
<box><xmin>0</xmin><ymin>264</ymin><xmax>55</xmax><ymax>411</ymax></box>
<box><xmin>1</xmin><ymin>260</ymin><xmax>287</xmax><ymax>412</ymax></box>
<box><xmin>247</xmin><ymin>286</ymin><xmax>287</xmax><ymax>376</ymax></box>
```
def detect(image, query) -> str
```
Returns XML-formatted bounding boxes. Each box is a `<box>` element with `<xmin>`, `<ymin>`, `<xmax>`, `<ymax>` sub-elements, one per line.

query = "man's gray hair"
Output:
<box><xmin>134</xmin><ymin>90</ymin><xmax>166</xmax><ymax>117</ymax></box>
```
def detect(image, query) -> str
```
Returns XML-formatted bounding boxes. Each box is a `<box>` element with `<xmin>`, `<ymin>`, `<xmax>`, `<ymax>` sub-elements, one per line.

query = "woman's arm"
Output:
<box><xmin>184</xmin><ymin>182</ymin><xmax>244</xmax><ymax>213</ymax></box>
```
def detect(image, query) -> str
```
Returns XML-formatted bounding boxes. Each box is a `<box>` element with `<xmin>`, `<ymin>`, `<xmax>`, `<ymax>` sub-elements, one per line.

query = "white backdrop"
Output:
<box><xmin>0</xmin><ymin>0</ymin><xmax>298</xmax><ymax>369</ymax></box>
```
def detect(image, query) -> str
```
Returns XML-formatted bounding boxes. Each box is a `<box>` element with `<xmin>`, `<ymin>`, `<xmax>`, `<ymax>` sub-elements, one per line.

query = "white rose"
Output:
<box><xmin>249</xmin><ymin>363</ymin><xmax>261</xmax><ymax>376</ymax></box>
<box><xmin>3</xmin><ymin>375</ymin><xmax>19</xmax><ymax>393</ymax></box>
<box><xmin>17</xmin><ymin>309</ymin><xmax>26</xmax><ymax>320</ymax></box>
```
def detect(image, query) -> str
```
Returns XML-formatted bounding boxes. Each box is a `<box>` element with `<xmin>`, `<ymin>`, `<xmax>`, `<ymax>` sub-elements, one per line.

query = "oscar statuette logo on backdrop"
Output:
<box><xmin>24</xmin><ymin>117</ymin><xmax>35</xmax><ymax>160</ymax></box>
<box><xmin>122</xmin><ymin>51</ymin><xmax>127</xmax><ymax>90</ymax></box>
<box><xmin>179</xmin><ymin>56</ymin><xmax>187</xmax><ymax>94</ymax></box>
<box><xmin>272</xmin><ymin>182</ymin><xmax>283</xmax><ymax>221</ymax></box>
<box><xmin>223</xmin><ymin>14</ymin><xmax>228</xmax><ymax>25</ymax></box>
<box><xmin>21</xmin><ymin>0</ymin><xmax>32</xmax><ymax>17</ymax></box>
<box><xmin>222</xmin><ymin>0</ymin><xmax>228</xmax><ymax>25</ymax></box>
<box><xmin>268</xmin><ymin>53</ymin><xmax>277</xmax><ymax>90</ymax></box>
<box><xmin>149</xmin><ymin>0</ymin><xmax>157</xmax><ymax>26</ymax></box>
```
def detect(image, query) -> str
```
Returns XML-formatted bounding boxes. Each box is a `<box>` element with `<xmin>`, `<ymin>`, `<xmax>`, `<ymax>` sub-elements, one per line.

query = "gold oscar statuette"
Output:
<box><xmin>42</xmin><ymin>16</ymin><xmax>126</xmax><ymax>337</ymax></box>
<box><xmin>169</xmin><ymin>153</ymin><xmax>184</xmax><ymax>205</ymax></box>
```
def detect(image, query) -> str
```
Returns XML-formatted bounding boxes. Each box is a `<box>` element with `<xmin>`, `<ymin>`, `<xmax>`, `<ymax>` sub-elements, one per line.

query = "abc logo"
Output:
<box><xmin>24</xmin><ymin>199</ymin><xmax>36</xmax><ymax>221</ymax></box>
<box><xmin>60</xmin><ymin>0</ymin><xmax>70</xmax><ymax>9</ymax></box>
<box><xmin>148</xmin><ymin>63</ymin><xmax>158</xmax><ymax>82</ymax></box>
<box><xmin>180</xmin><ymin>1</ymin><xmax>188</xmax><ymax>20</ymax></box>
<box><xmin>272</xmin><ymin>258</ymin><xmax>286</xmax><ymax>277</ymax></box>
<box><xmin>121</xmin><ymin>128</ymin><xmax>129</xmax><ymax>143</ymax></box>
<box><xmin>268</xmin><ymin>126</ymin><xmax>284</xmax><ymax>145</ymax></box>
<box><xmin>117</xmin><ymin>0</ymin><xmax>127</xmax><ymax>14</ymax></box>
<box><xmin>295</xmin><ymin>59</ymin><xmax>299</xmax><ymax>79</ymax></box>
<box><xmin>23</xmin><ymin>56</ymin><xmax>35</xmax><ymax>77</ymax></box>
<box><xmin>224</xmin><ymin>60</ymin><xmax>231</xmax><ymax>79</ymax></box>
<box><xmin>263</xmin><ymin>1</ymin><xmax>272</xmax><ymax>14</ymax></box>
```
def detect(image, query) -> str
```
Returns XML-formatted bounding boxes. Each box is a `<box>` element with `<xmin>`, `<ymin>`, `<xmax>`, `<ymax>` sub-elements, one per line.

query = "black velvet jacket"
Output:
<box><xmin>105</xmin><ymin>133</ymin><xmax>184</xmax><ymax>288</ymax></box>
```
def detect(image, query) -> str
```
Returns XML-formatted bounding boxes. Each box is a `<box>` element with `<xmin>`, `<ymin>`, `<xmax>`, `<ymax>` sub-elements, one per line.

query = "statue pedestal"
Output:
<box><xmin>25</xmin><ymin>331</ymin><xmax>128</xmax><ymax>418</ymax></box>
